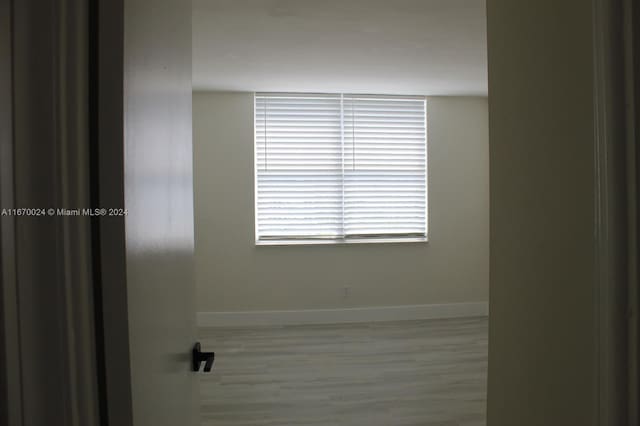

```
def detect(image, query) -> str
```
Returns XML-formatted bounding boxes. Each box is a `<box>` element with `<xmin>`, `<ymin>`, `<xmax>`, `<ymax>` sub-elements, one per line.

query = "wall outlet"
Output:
<box><xmin>342</xmin><ymin>286</ymin><xmax>351</xmax><ymax>299</ymax></box>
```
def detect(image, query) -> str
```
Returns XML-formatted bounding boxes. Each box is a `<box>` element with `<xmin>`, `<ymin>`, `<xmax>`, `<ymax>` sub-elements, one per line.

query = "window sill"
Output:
<box><xmin>255</xmin><ymin>237</ymin><xmax>428</xmax><ymax>246</ymax></box>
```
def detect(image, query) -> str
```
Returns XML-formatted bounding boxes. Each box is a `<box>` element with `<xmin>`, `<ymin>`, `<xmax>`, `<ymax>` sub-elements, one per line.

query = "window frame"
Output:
<box><xmin>253</xmin><ymin>92</ymin><xmax>429</xmax><ymax>246</ymax></box>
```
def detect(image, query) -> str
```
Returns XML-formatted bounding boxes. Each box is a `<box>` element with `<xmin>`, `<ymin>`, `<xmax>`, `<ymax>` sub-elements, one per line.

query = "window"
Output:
<box><xmin>255</xmin><ymin>93</ymin><xmax>427</xmax><ymax>244</ymax></box>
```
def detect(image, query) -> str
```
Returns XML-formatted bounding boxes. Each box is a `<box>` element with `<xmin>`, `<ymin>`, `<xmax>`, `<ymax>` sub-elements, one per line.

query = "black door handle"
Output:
<box><xmin>192</xmin><ymin>342</ymin><xmax>215</xmax><ymax>372</ymax></box>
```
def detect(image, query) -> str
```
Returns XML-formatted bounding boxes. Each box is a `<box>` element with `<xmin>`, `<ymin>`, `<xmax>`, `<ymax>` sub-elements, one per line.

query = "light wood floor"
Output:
<box><xmin>199</xmin><ymin>317</ymin><xmax>488</xmax><ymax>426</ymax></box>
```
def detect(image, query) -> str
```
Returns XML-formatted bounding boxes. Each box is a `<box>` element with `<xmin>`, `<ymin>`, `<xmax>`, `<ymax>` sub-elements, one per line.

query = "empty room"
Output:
<box><xmin>192</xmin><ymin>1</ymin><xmax>489</xmax><ymax>425</ymax></box>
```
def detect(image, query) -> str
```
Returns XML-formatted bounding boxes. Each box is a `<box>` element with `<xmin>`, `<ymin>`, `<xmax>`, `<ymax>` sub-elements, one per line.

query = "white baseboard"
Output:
<box><xmin>197</xmin><ymin>302</ymin><xmax>488</xmax><ymax>327</ymax></box>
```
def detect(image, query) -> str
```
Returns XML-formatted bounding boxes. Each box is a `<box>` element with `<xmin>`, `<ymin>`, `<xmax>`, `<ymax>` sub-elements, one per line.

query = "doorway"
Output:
<box><xmin>191</xmin><ymin>1</ymin><xmax>489</xmax><ymax>425</ymax></box>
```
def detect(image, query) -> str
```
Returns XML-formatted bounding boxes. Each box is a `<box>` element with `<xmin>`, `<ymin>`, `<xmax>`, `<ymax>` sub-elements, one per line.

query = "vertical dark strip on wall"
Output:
<box><xmin>88</xmin><ymin>0</ymin><xmax>109</xmax><ymax>424</ymax></box>
<box><xmin>0</xmin><ymin>0</ymin><xmax>15</xmax><ymax>421</ymax></box>
<box><xmin>634</xmin><ymin>2</ymin><xmax>640</xmax><ymax>421</ymax></box>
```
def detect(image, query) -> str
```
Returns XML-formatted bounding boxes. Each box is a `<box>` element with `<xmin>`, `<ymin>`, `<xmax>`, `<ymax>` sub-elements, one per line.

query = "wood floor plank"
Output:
<box><xmin>199</xmin><ymin>317</ymin><xmax>487</xmax><ymax>426</ymax></box>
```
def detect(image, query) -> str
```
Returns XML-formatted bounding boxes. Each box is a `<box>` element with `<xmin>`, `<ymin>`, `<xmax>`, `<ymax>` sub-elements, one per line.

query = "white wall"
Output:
<box><xmin>193</xmin><ymin>92</ymin><xmax>489</xmax><ymax>313</ymax></box>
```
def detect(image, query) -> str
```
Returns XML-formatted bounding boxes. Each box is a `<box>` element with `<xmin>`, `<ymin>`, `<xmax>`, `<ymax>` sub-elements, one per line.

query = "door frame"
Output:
<box><xmin>592</xmin><ymin>0</ymin><xmax>639</xmax><ymax>424</ymax></box>
<box><xmin>0</xmin><ymin>0</ymin><xmax>22</xmax><ymax>424</ymax></box>
<box><xmin>631</xmin><ymin>0</ymin><xmax>640</xmax><ymax>420</ymax></box>
<box><xmin>622</xmin><ymin>0</ymin><xmax>640</xmax><ymax>421</ymax></box>
<box><xmin>92</xmin><ymin>1</ymin><xmax>136</xmax><ymax>425</ymax></box>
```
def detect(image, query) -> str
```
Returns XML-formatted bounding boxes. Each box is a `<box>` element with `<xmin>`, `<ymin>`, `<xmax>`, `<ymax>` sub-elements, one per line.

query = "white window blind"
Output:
<box><xmin>255</xmin><ymin>93</ymin><xmax>427</xmax><ymax>243</ymax></box>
